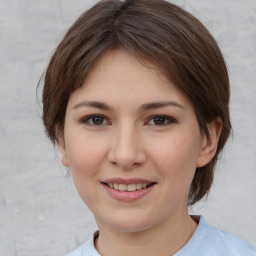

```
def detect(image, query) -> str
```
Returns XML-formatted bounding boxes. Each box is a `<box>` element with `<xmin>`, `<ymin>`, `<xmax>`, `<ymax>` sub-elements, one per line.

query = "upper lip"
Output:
<box><xmin>101</xmin><ymin>178</ymin><xmax>155</xmax><ymax>185</ymax></box>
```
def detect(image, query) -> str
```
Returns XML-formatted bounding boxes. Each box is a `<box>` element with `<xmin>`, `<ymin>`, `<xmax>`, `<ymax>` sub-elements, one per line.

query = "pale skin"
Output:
<box><xmin>59</xmin><ymin>49</ymin><xmax>222</xmax><ymax>256</ymax></box>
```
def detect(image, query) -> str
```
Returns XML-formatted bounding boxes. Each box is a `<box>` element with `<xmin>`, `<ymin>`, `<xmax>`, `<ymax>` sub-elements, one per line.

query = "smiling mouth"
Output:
<box><xmin>102</xmin><ymin>182</ymin><xmax>156</xmax><ymax>192</ymax></box>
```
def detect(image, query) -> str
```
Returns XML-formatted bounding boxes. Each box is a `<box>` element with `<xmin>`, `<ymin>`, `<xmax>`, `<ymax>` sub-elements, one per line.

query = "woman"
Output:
<box><xmin>40</xmin><ymin>0</ymin><xmax>256</xmax><ymax>255</ymax></box>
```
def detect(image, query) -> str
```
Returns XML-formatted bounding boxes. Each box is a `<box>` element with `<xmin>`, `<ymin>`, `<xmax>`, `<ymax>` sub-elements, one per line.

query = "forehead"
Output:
<box><xmin>67</xmin><ymin>49</ymin><xmax>193</xmax><ymax>113</ymax></box>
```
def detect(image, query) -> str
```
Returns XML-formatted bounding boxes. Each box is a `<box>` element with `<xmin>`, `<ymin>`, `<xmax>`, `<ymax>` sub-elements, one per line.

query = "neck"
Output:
<box><xmin>95</xmin><ymin>212</ymin><xmax>198</xmax><ymax>256</ymax></box>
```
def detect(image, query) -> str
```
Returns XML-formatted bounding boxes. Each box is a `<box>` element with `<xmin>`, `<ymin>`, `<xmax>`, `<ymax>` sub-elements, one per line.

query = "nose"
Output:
<box><xmin>107</xmin><ymin>124</ymin><xmax>147</xmax><ymax>170</ymax></box>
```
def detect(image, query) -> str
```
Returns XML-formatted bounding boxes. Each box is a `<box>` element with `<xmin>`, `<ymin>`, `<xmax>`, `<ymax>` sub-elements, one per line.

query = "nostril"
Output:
<box><xmin>107</xmin><ymin>138</ymin><xmax>147</xmax><ymax>169</ymax></box>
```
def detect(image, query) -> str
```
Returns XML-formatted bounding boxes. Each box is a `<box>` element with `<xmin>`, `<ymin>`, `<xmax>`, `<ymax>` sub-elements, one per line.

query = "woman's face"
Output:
<box><xmin>60</xmin><ymin>49</ymin><xmax>210</xmax><ymax>232</ymax></box>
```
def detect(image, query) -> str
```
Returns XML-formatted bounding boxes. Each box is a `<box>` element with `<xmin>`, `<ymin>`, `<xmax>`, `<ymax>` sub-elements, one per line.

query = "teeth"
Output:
<box><xmin>114</xmin><ymin>183</ymin><xmax>119</xmax><ymax>190</ymax></box>
<box><xmin>136</xmin><ymin>183</ymin><xmax>142</xmax><ymax>190</ymax></box>
<box><xmin>127</xmin><ymin>184</ymin><xmax>136</xmax><ymax>192</ymax></box>
<box><xmin>119</xmin><ymin>184</ymin><xmax>127</xmax><ymax>191</ymax></box>
<box><xmin>107</xmin><ymin>183</ymin><xmax>150</xmax><ymax>191</ymax></box>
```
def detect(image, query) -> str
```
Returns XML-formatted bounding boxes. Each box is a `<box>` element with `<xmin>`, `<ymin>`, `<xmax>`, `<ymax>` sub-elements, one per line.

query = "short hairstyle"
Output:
<box><xmin>41</xmin><ymin>0</ymin><xmax>231</xmax><ymax>205</ymax></box>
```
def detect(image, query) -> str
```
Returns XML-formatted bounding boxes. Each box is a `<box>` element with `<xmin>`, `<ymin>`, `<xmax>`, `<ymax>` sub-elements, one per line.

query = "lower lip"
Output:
<box><xmin>103</xmin><ymin>184</ymin><xmax>155</xmax><ymax>202</ymax></box>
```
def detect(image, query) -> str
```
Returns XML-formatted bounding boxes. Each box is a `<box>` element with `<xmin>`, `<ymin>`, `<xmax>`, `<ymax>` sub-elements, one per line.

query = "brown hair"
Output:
<box><xmin>41</xmin><ymin>0</ymin><xmax>231</xmax><ymax>205</ymax></box>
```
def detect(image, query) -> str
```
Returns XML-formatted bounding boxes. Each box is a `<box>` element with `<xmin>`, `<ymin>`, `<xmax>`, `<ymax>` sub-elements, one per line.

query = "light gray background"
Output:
<box><xmin>0</xmin><ymin>0</ymin><xmax>255</xmax><ymax>255</ymax></box>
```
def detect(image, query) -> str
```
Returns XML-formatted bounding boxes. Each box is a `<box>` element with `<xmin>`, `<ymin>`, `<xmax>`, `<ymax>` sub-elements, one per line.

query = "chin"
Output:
<box><xmin>97</xmin><ymin>214</ymin><xmax>155</xmax><ymax>233</ymax></box>
<box><xmin>110</xmin><ymin>222</ymin><xmax>151</xmax><ymax>233</ymax></box>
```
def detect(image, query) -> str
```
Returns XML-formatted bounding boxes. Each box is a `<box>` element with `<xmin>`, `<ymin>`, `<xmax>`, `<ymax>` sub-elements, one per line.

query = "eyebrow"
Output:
<box><xmin>73</xmin><ymin>100</ymin><xmax>184</xmax><ymax>111</ymax></box>
<box><xmin>139</xmin><ymin>101</ymin><xmax>185</xmax><ymax>111</ymax></box>
<box><xmin>73</xmin><ymin>101</ymin><xmax>113</xmax><ymax>111</ymax></box>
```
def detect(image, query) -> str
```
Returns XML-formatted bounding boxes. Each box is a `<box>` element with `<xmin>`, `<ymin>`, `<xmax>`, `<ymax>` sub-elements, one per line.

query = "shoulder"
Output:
<box><xmin>175</xmin><ymin>216</ymin><xmax>256</xmax><ymax>256</ymax></box>
<box><xmin>65</xmin><ymin>231</ymin><xmax>100</xmax><ymax>256</ymax></box>
<box><xmin>203</xmin><ymin>220</ymin><xmax>256</xmax><ymax>255</ymax></box>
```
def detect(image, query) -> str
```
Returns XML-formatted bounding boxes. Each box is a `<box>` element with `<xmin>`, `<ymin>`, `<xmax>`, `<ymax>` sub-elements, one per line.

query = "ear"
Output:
<box><xmin>197</xmin><ymin>118</ymin><xmax>222</xmax><ymax>168</ymax></box>
<box><xmin>58</xmin><ymin>139</ymin><xmax>70</xmax><ymax>168</ymax></box>
<box><xmin>55</xmin><ymin>125</ymin><xmax>70</xmax><ymax>168</ymax></box>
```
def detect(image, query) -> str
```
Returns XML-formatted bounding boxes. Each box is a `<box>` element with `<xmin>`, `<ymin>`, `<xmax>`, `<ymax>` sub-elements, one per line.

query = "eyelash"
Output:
<box><xmin>80</xmin><ymin>114</ymin><xmax>176</xmax><ymax>127</ymax></box>
<box><xmin>146</xmin><ymin>115</ymin><xmax>176</xmax><ymax>126</ymax></box>
<box><xmin>81</xmin><ymin>114</ymin><xmax>110</xmax><ymax>126</ymax></box>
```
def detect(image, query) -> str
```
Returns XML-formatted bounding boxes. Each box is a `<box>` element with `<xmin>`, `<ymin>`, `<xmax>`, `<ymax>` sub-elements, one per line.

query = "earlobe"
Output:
<box><xmin>197</xmin><ymin>118</ymin><xmax>222</xmax><ymax>168</ymax></box>
<box><xmin>56</xmin><ymin>126</ymin><xmax>70</xmax><ymax>168</ymax></box>
<box><xmin>59</xmin><ymin>142</ymin><xmax>70</xmax><ymax>168</ymax></box>
<box><xmin>61</xmin><ymin>152</ymin><xmax>70</xmax><ymax>167</ymax></box>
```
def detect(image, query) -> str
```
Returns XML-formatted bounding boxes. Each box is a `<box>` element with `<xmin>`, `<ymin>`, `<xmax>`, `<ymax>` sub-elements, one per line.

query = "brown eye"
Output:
<box><xmin>153</xmin><ymin>116</ymin><xmax>166</xmax><ymax>125</ymax></box>
<box><xmin>82</xmin><ymin>115</ymin><xmax>108</xmax><ymax>126</ymax></box>
<box><xmin>147</xmin><ymin>115</ymin><xmax>176</xmax><ymax>126</ymax></box>
<box><xmin>92</xmin><ymin>116</ymin><xmax>105</xmax><ymax>125</ymax></box>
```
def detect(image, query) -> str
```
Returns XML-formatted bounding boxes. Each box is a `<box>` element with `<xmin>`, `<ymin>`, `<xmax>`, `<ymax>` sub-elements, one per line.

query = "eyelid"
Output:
<box><xmin>145</xmin><ymin>114</ymin><xmax>176</xmax><ymax>126</ymax></box>
<box><xmin>80</xmin><ymin>114</ymin><xmax>111</xmax><ymax>126</ymax></box>
<box><xmin>79</xmin><ymin>114</ymin><xmax>176</xmax><ymax>127</ymax></box>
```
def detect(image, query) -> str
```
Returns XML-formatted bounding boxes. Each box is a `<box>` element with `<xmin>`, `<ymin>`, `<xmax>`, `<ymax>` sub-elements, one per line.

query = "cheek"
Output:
<box><xmin>65</xmin><ymin>137</ymin><xmax>105</xmax><ymax>205</ymax></box>
<box><xmin>149</xmin><ymin>133</ymin><xmax>200</xmax><ymax>179</ymax></box>
<box><xmin>65</xmin><ymin>135</ymin><xmax>105</xmax><ymax>177</ymax></box>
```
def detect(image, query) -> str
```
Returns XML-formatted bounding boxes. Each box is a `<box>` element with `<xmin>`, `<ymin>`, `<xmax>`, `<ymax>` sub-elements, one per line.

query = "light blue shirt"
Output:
<box><xmin>66</xmin><ymin>216</ymin><xmax>256</xmax><ymax>256</ymax></box>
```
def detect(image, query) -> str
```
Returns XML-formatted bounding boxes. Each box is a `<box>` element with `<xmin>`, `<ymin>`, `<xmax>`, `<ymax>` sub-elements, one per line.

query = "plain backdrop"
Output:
<box><xmin>0</xmin><ymin>0</ymin><xmax>255</xmax><ymax>255</ymax></box>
